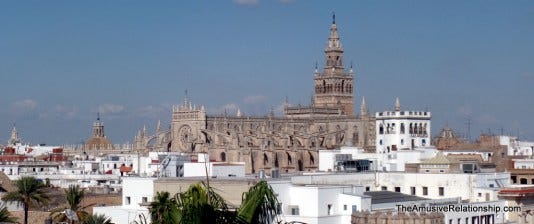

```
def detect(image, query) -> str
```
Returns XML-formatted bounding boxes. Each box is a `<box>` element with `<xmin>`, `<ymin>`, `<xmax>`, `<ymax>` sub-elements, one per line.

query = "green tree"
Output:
<box><xmin>237</xmin><ymin>181</ymin><xmax>279</xmax><ymax>224</ymax></box>
<box><xmin>0</xmin><ymin>205</ymin><xmax>17</xmax><ymax>223</ymax></box>
<box><xmin>149</xmin><ymin>191</ymin><xmax>178</xmax><ymax>224</ymax></box>
<box><xmin>50</xmin><ymin>185</ymin><xmax>91</xmax><ymax>223</ymax></box>
<box><xmin>171</xmin><ymin>182</ymin><xmax>233</xmax><ymax>224</ymax></box>
<box><xmin>2</xmin><ymin>176</ymin><xmax>49</xmax><ymax>224</ymax></box>
<box><xmin>81</xmin><ymin>214</ymin><xmax>112</xmax><ymax>224</ymax></box>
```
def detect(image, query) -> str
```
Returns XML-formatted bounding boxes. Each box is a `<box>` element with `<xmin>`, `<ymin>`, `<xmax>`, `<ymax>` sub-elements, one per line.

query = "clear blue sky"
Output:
<box><xmin>1</xmin><ymin>1</ymin><xmax>533</xmax><ymax>145</ymax></box>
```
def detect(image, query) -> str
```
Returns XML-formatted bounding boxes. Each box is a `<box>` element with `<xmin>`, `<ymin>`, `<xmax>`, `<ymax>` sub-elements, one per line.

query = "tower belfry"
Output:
<box><xmin>7</xmin><ymin>124</ymin><xmax>20</xmax><ymax>146</ymax></box>
<box><xmin>313</xmin><ymin>14</ymin><xmax>355</xmax><ymax>115</ymax></box>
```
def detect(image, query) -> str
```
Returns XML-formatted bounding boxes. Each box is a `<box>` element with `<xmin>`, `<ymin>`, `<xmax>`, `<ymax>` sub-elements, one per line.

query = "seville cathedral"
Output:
<box><xmin>133</xmin><ymin>16</ymin><xmax>377</xmax><ymax>174</ymax></box>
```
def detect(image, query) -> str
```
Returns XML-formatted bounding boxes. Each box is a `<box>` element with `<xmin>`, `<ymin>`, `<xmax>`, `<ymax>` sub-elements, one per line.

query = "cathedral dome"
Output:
<box><xmin>84</xmin><ymin>136</ymin><xmax>113</xmax><ymax>150</ymax></box>
<box><xmin>83</xmin><ymin>114</ymin><xmax>114</xmax><ymax>150</ymax></box>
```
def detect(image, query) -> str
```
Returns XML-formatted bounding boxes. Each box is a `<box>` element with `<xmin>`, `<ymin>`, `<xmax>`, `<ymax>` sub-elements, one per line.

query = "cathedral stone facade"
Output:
<box><xmin>134</xmin><ymin>16</ymin><xmax>376</xmax><ymax>174</ymax></box>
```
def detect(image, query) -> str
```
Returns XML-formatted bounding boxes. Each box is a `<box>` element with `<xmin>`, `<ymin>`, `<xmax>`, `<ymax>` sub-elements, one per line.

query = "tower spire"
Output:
<box><xmin>324</xmin><ymin>14</ymin><xmax>343</xmax><ymax>72</ymax></box>
<box><xmin>313</xmin><ymin>13</ymin><xmax>354</xmax><ymax>116</ymax></box>
<box><xmin>395</xmin><ymin>97</ymin><xmax>401</xmax><ymax>111</ymax></box>
<box><xmin>360</xmin><ymin>97</ymin><xmax>367</xmax><ymax>116</ymax></box>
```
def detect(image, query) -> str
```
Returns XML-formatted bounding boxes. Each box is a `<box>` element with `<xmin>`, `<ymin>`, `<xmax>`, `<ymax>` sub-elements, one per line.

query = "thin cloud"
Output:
<box><xmin>475</xmin><ymin>114</ymin><xmax>498</xmax><ymax>125</ymax></box>
<box><xmin>55</xmin><ymin>105</ymin><xmax>77</xmax><ymax>118</ymax></box>
<box><xmin>11</xmin><ymin>99</ymin><xmax>38</xmax><ymax>113</ymax></box>
<box><xmin>133</xmin><ymin>105</ymin><xmax>169</xmax><ymax>118</ymax></box>
<box><xmin>457</xmin><ymin>104</ymin><xmax>472</xmax><ymax>117</ymax></box>
<box><xmin>233</xmin><ymin>0</ymin><xmax>259</xmax><ymax>6</ymax></box>
<box><xmin>97</xmin><ymin>103</ymin><xmax>125</xmax><ymax>114</ymax></box>
<box><xmin>212</xmin><ymin>103</ymin><xmax>240</xmax><ymax>115</ymax></box>
<box><xmin>243</xmin><ymin>95</ymin><xmax>267</xmax><ymax>104</ymax></box>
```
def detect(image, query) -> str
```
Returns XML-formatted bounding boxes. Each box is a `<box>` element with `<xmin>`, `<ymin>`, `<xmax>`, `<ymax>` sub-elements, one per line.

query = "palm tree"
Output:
<box><xmin>148</xmin><ymin>191</ymin><xmax>178</xmax><ymax>224</ymax></box>
<box><xmin>237</xmin><ymin>181</ymin><xmax>279</xmax><ymax>224</ymax></box>
<box><xmin>0</xmin><ymin>205</ymin><xmax>17</xmax><ymax>223</ymax></box>
<box><xmin>81</xmin><ymin>214</ymin><xmax>112</xmax><ymax>224</ymax></box>
<box><xmin>50</xmin><ymin>185</ymin><xmax>91</xmax><ymax>223</ymax></box>
<box><xmin>2</xmin><ymin>176</ymin><xmax>49</xmax><ymax>224</ymax></box>
<box><xmin>173</xmin><ymin>182</ymin><xmax>233</xmax><ymax>224</ymax></box>
<box><xmin>179</xmin><ymin>181</ymin><xmax>279</xmax><ymax>224</ymax></box>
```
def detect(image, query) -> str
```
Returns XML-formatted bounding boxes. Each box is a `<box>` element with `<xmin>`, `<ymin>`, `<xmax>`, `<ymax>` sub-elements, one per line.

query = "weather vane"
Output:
<box><xmin>332</xmin><ymin>11</ymin><xmax>336</xmax><ymax>24</ymax></box>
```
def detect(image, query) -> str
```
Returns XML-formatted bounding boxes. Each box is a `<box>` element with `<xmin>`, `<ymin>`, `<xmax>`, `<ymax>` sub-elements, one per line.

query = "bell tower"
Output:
<box><xmin>313</xmin><ymin>14</ymin><xmax>355</xmax><ymax>116</ymax></box>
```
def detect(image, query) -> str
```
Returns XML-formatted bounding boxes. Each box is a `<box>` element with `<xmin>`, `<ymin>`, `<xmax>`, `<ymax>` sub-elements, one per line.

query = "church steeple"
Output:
<box><xmin>313</xmin><ymin>14</ymin><xmax>355</xmax><ymax>116</ymax></box>
<box><xmin>7</xmin><ymin>124</ymin><xmax>20</xmax><ymax>146</ymax></box>
<box><xmin>92</xmin><ymin>113</ymin><xmax>105</xmax><ymax>138</ymax></box>
<box><xmin>324</xmin><ymin>13</ymin><xmax>344</xmax><ymax>73</ymax></box>
<box><xmin>395</xmin><ymin>97</ymin><xmax>401</xmax><ymax>111</ymax></box>
<box><xmin>360</xmin><ymin>97</ymin><xmax>368</xmax><ymax>116</ymax></box>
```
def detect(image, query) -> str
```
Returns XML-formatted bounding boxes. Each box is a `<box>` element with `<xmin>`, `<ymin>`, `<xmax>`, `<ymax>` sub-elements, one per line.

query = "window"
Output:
<box><xmin>327</xmin><ymin>204</ymin><xmax>332</xmax><ymax>215</ymax></box>
<box><xmin>410</xmin><ymin>187</ymin><xmax>416</xmax><ymax>195</ymax></box>
<box><xmin>439</xmin><ymin>187</ymin><xmax>444</xmax><ymax>196</ymax></box>
<box><xmin>365</xmin><ymin>186</ymin><xmax>370</xmax><ymax>191</ymax></box>
<box><xmin>394</xmin><ymin>187</ymin><xmax>401</xmax><ymax>192</ymax></box>
<box><xmin>352</xmin><ymin>205</ymin><xmax>357</xmax><ymax>213</ymax></box>
<box><xmin>343</xmin><ymin>204</ymin><xmax>347</xmax><ymax>211</ymax></box>
<box><xmin>291</xmin><ymin>207</ymin><xmax>299</xmax><ymax>215</ymax></box>
<box><xmin>276</xmin><ymin>203</ymin><xmax>282</xmax><ymax>214</ymax></box>
<box><xmin>142</xmin><ymin>197</ymin><xmax>148</xmax><ymax>204</ymax></box>
<box><xmin>422</xmin><ymin>187</ymin><xmax>428</xmax><ymax>196</ymax></box>
<box><xmin>125</xmin><ymin>196</ymin><xmax>131</xmax><ymax>205</ymax></box>
<box><xmin>381</xmin><ymin>186</ymin><xmax>387</xmax><ymax>191</ymax></box>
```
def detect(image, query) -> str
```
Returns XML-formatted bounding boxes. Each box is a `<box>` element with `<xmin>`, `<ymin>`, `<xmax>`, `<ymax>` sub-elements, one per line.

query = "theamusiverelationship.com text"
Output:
<box><xmin>396</xmin><ymin>204</ymin><xmax>521</xmax><ymax>213</ymax></box>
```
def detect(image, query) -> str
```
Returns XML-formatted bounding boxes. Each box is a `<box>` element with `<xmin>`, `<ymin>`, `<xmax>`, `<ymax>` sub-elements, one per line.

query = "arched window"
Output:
<box><xmin>220</xmin><ymin>152</ymin><xmax>226</xmax><ymax>162</ymax></box>
<box><xmin>287</xmin><ymin>152</ymin><xmax>292</xmax><ymax>165</ymax></box>
<box><xmin>409</xmin><ymin>123</ymin><xmax>413</xmax><ymax>134</ymax></box>
<box><xmin>400</xmin><ymin>123</ymin><xmax>405</xmax><ymax>134</ymax></box>
<box><xmin>309</xmin><ymin>152</ymin><xmax>315</xmax><ymax>165</ymax></box>
<box><xmin>418</xmin><ymin>124</ymin><xmax>423</xmax><ymax>135</ymax></box>
<box><xmin>263</xmin><ymin>153</ymin><xmax>269</xmax><ymax>165</ymax></box>
<box><xmin>379</xmin><ymin>124</ymin><xmax>384</xmax><ymax>134</ymax></box>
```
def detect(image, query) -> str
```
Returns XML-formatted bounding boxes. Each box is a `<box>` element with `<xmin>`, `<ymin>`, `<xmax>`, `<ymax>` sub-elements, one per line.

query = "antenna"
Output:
<box><xmin>465</xmin><ymin>117</ymin><xmax>472</xmax><ymax>141</ymax></box>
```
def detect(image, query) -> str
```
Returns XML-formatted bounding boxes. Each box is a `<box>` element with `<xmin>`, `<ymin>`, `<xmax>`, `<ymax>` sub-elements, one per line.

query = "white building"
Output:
<box><xmin>270</xmin><ymin>180</ymin><xmax>367</xmax><ymax>224</ymax></box>
<box><xmin>182</xmin><ymin>153</ymin><xmax>245</xmax><ymax>178</ymax></box>
<box><xmin>512</xmin><ymin>158</ymin><xmax>534</xmax><ymax>169</ymax></box>
<box><xmin>499</xmin><ymin>135</ymin><xmax>534</xmax><ymax>156</ymax></box>
<box><xmin>290</xmin><ymin>172</ymin><xmax>510</xmax><ymax>202</ymax></box>
<box><xmin>270</xmin><ymin>173</ymin><xmax>508</xmax><ymax>224</ymax></box>
<box><xmin>319</xmin><ymin>146</ymin><xmax>438</xmax><ymax>172</ymax></box>
<box><xmin>93</xmin><ymin>177</ymin><xmax>155</xmax><ymax>224</ymax></box>
<box><xmin>375</xmin><ymin>98</ymin><xmax>431</xmax><ymax>154</ymax></box>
